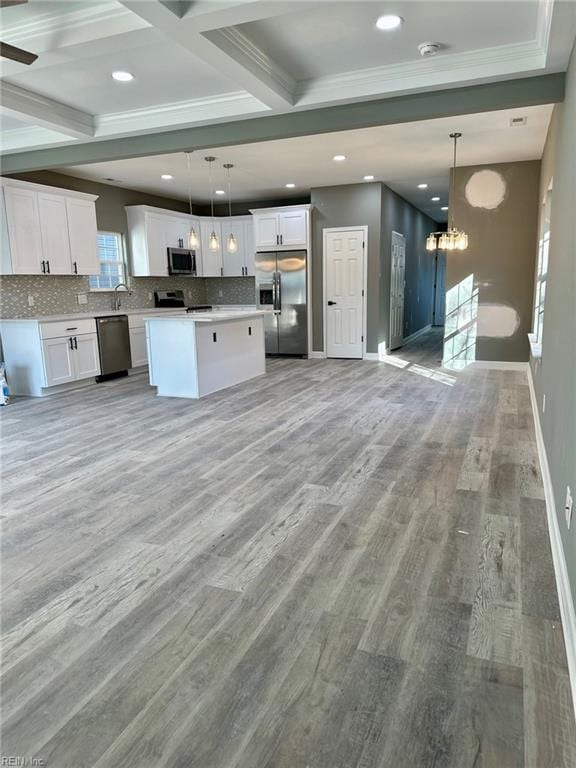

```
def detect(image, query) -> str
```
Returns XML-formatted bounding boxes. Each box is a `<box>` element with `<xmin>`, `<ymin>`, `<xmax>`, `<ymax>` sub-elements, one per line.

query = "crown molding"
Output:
<box><xmin>296</xmin><ymin>40</ymin><xmax>547</xmax><ymax>107</ymax></box>
<box><xmin>0</xmin><ymin>2</ymin><xmax>141</xmax><ymax>44</ymax></box>
<box><xmin>0</xmin><ymin>82</ymin><xmax>94</xmax><ymax>138</ymax></box>
<box><xmin>95</xmin><ymin>91</ymin><xmax>269</xmax><ymax>138</ymax></box>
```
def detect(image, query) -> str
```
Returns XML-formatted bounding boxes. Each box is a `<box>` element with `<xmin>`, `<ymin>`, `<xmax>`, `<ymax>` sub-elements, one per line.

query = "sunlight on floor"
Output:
<box><xmin>379</xmin><ymin>355</ymin><xmax>456</xmax><ymax>386</ymax></box>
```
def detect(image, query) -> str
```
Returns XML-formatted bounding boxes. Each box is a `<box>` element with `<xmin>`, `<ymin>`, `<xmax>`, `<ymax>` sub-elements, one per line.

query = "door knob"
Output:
<box><xmin>327</xmin><ymin>300</ymin><xmax>337</xmax><ymax>306</ymax></box>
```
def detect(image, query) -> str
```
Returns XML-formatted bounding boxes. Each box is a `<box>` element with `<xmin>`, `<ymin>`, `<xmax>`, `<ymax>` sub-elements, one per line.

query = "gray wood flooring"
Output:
<box><xmin>1</xmin><ymin>328</ymin><xmax>575</xmax><ymax>767</ymax></box>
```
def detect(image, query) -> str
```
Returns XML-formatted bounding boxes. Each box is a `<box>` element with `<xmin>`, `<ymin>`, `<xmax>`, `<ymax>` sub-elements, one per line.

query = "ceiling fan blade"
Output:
<box><xmin>0</xmin><ymin>0</ymin><xmax>29</xmax><ymax>7</ymax></box>
<box><xmin>0</xmin><ymin>41</ymin><xmax>38</xmax><ymax>65</ymax></box>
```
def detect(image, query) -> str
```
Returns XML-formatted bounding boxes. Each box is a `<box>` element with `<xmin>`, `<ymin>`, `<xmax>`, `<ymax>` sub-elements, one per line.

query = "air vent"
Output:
<box><xmin>510</xmin><ymin>116</ymin><xmax>527</xmax><ymax>127</ymax></box>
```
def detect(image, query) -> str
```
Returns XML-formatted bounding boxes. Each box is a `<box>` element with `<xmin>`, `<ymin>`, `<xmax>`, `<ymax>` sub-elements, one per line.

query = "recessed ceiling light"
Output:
<box><xmin>111</xmin><ymin>71</ymin><xmax>134</xmax><ymax>82</ymax></box>
<box><xmin>417</xmin><ymin>183</ymin><xmax>428</xmax><ymax>189</ymax></box>
<box><xmin>431</xmin><ymin>196</ymin><xmax>440</xmax><ymax>202</ymax></box>
<box><xmin>441</xmin><ymin>206</ymin><xmax>449</xmax><ymax>211</ymax></box>
<box><xmin>363</xmin><ymin>175</ymin><xmax>375</xmax><ymax>181</ymax></box>
<box><xmin>161</xmin><ymin>174</ymin><xmax>173</xmax><ymax>180</ymax></box>
<box><xmin>376</xmin><ymin>14</ymin><xmax>403</xmax><ymax>31</ymax></box>
<box><xmin>285</xmin><ymin>183</ymin><xmax>296</xmax><ymax>188</ymax></box>
<box><xmin>333</xmin><ymin>154</ymin><xmax>346</xmax><ymax>162</ymax></box>
<box><xmin>215</xmin><ymin>189</ymin><xmax>226</xmax><ymax>195</ymax></box>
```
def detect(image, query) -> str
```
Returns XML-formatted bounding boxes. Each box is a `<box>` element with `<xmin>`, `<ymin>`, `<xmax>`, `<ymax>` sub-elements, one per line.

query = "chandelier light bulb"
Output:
<box><xmin>227</xmin><ymin>232</ymin><xmax>238</xmax><ymax>253</ymax></box>
<box><xmin>209</xmin><ymin>231</ymin><xmax>219</xmax><ymax>251</ymax></box>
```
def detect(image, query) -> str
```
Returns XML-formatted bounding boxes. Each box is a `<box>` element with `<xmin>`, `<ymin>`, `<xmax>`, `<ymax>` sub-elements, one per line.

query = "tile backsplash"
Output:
<box><xmin>0</xmin><ymin>275</ymin><xmax>256</xmax><ymax>318</ymax></box>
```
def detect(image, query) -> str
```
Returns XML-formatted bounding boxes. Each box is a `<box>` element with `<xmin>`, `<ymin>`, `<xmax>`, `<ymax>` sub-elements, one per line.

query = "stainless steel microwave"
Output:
<box><xmin>167</xmin><ymin>247</ymin><xmax>196</xmax><ymax>275</ymax></box>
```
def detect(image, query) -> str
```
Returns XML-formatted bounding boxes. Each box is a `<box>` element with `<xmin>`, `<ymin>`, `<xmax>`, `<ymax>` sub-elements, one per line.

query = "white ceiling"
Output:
<box><xmin>56</xmin><ymin>103</ymin><xmax>553</xmax><ymax>222</ymax></box>
<box><xmin>0</xmin><ymin>0</ymin><xmax>573</xmax><ymax>154</ymax></box>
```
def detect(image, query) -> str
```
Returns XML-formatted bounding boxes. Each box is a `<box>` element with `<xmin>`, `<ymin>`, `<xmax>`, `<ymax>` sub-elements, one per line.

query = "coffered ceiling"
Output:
<box><xmin>0</xmin><ymin>0</ymin><xmax>574</xmax><ymax>156</ymax></box>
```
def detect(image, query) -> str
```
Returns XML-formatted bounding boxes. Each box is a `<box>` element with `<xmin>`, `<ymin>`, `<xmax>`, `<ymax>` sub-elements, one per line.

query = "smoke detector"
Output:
<box><xmin>418</xmin><ymin>42</ymin><xmax>442</xmax><ymax>57</ymax></box>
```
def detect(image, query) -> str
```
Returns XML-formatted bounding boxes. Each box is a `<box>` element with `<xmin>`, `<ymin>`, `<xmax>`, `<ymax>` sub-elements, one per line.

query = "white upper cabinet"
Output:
<box><xmin>221</xmin><ymin>219</ymin><xmax>246</xmax><ymax>276</ymax></box>
<box><xmin>253</xmin><ymin>213</ymin><xmax>279</xmax><ymax>249</ymax></box>
<box><xmin>278</xmin><ymin>210</ymin><xmax>307</xmax><ymax>247</ymax></box>
<box><xmin>38</xmin><ymin>193</ymin><xmax>72</xmax><ymax>275</ymax></box>
<box><xmin>66</xmin><ymin>197</ymin><xmax>99</xmax><ymax>275</ymax></box>
<box><xmin>199</xmin><ymin>220</ymin><xmax>223</xmax><ymax>277</ymax></box>
<box><xmin>251</xmin><ymin>206</ymin><xmax>311</xmax><ymax>251</ymax></box>
<box><xmin>2</xmin><ymin>185</ymin><xmax>44</xmax><ymax>274</ymax></box>
<box><xmin>1</xmin><ymin>179</ymin><xmax>98</xmax><ymax>276</ymax></box>
<box><xmin>125</xmin><ymin>206</ymin><xmax>259</xmax><ymax>278</ymax></box>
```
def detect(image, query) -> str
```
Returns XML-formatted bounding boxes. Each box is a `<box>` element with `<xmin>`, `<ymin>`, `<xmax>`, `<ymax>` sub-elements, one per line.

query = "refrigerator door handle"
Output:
<box><xmin>276</xmin><ymin>271</ymin><xmax>282</xmax><ymax>312</ymax></box>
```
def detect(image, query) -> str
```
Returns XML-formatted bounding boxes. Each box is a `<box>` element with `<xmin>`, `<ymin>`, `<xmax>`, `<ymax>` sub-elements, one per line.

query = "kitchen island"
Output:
<box><xmin>145</xmin><ymin>311</ymin><xmax>266</xmax><ymax>399</ymax></box>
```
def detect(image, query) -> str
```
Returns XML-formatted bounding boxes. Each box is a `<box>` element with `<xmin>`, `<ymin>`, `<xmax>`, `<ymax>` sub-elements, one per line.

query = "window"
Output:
<box><xmin>89</xmin><ymin>232</ymin><xmax>126</xmax><ymax>290</ymax></box>
<box><xmin>533</xmin><ymin>185</ymin><xmax>552</xmax><ymax>344</ymax></box>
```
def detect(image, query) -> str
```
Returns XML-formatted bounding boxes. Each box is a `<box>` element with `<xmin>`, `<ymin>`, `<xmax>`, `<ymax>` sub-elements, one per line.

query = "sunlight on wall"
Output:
<box><xmin>443</xmin><ymin>274</ymin><xmax>479</xmax><ymax>370</ymax></box>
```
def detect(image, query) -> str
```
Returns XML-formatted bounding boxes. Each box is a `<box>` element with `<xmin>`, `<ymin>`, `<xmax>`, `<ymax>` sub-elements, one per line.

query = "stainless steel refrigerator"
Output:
<box><xmin>255</xmin><ymin>250</ymin><xmax>308</xmax><ymax>355</ymax></box>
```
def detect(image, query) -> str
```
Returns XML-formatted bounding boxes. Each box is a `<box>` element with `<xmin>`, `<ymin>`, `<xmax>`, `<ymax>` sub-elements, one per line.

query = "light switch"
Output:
<box><xmin>77</xmin><ymin>293</ymin><xmax>88</xmax><ymax>305</ymax></box>
<box><xmin>27</xmin><ymin>294</ymin><xmax>34</xmax><ymax>307</ymax></box>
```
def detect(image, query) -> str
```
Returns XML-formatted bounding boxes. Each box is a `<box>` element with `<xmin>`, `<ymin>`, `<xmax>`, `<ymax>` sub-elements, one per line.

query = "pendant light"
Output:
<box><xmin>185</xmin><ymin>152</ymin><xmax>198</xmax><ymax>248</ymax></box>
<box><xmin>205</xmin><ymin>156</ymin><xmax>219</xmax><ymax>251</ymax></box>
<box><xmin>426</xmin><ymin>132</ymin><xmax>469</xmax><ymax>252</ymax></box>
<box><xmin>223</xmin><ymin>163</ymin><xmax>237</xmax><ymax>253</ymax></box>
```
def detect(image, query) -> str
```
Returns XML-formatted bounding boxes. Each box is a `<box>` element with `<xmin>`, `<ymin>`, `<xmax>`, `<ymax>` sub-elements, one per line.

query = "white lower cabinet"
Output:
<box><xmin>42</xmin><ymin>336</ymin><xmax>75</xmax><ymax>386</ymax></box>
<box><xmin>129</xmin><ymin>327</ymin><xmax>148</xmax><ymax>367</ymax></box>
<box><xmin>42</xmin><ymin>331</ymin><xmax>100</xmax><ymax>386</ymax></box>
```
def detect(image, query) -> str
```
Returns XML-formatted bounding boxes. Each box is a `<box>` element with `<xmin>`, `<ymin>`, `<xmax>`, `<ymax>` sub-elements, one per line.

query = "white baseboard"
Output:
<box><xmin>308</xmin><ymin>351</ymin><xmax>326</xmax><ymax>359</ymax></box>
<box><xmin>527</xmin><ymin>365</ymin><xmax>576</xmax><ymax>718</ymax></box>
<box><xmin>403</xmin><ymin>324</ymin><xmax>432</xmax><ymax>345</ymax></box>
<box><xmin>469</xmin><ymin>360</ymin><xmax>529</xmax><ymax>371</ymax></box>
<box><xmin>363</xmin><ymin>352</ymin><xmax>379</xmax><ymax>361</ymax></box>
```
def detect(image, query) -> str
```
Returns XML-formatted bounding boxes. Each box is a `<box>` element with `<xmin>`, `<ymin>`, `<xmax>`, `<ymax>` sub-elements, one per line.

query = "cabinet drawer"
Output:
<box><xmin>39</xmin><ymin>318</ymin><xmax>97</xmax><ymax>339</ymax></box>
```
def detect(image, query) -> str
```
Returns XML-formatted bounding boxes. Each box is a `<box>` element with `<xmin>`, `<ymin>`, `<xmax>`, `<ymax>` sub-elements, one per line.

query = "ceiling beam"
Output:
<box><xmin>0</xmin><ymin>82</ymin><xmax>94</xmax><ymax>138</ymax></box>
<box><xmin>0</xmin><ymin>74</ymin><xmax>564</xmax><ymax>173</ymax></box>
<box><xmin>116</xmin><ymin>0</ymin><xmax>295</xmax><ymax>109</ymax></box>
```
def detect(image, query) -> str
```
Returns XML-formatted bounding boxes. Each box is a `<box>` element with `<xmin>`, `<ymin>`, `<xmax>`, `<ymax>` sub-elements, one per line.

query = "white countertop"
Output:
<box><xmin>0</xmin><ymin>305</ymin><xmax>257</xmax><ymax>324</ymax></box>
<box><xmin>145</xmin><ymin>310</ymin><xmax>266</xmax><ymax>324</ymax></box>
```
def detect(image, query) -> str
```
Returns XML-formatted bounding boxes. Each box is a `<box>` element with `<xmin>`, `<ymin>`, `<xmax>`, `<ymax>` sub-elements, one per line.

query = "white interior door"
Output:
<box><xmin>325</xmin><ymin>229</ymin><xmax>365</xmax><ymax>359</ymax></box>
<box><xmin>389</xmin><ymin>231</ymin><xmax>406</xmax><ymax>350</ymax></box>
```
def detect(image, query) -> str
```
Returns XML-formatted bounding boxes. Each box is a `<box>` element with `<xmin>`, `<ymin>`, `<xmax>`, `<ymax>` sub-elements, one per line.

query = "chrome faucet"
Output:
<box><xmin>112</xmin><ymin>282</ymin><xmax>132</xmax><ymax>311</ymax></box>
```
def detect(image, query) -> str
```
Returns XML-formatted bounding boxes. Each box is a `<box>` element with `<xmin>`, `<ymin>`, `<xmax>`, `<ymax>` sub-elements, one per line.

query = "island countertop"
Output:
<box><xmin>144</xmin><ymin>310</ymin><xmax>267</xmax><ymax>324</ymax></box>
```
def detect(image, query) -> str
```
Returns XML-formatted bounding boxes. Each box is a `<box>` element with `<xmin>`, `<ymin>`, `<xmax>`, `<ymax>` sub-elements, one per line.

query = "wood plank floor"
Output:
<box><xmin>1</xmin><ymin>328</ymin><xmax>575</xmax><ymax>767</ymax></box>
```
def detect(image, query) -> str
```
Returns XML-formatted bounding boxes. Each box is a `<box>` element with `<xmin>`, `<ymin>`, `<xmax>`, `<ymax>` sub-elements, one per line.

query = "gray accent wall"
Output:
<box><xmin>311</xmin><ymin>182</ymin><xmax>437</xmax><ymax>355</ymax></box>
<box><xmin>530</xmin><ymin>43</ymin><xmax>576</xmax><ymax>610</ymax></box>
<box><xmin>446</xmin><ymin>160</ymin><xmax>541</xmax><ymax>362</ymax></box>
<box><xmin>380</xmin><ymin>186</ymin><xmax>438</xmax><ymax>347</ymax></box>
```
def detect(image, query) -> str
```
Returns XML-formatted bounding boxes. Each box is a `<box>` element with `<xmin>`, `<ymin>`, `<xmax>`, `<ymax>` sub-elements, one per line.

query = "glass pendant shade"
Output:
<box><xmin>426</xmin><ymin>234</ymin><xmax>437</xmax><ymax>251</ymax></box>
<box><xmin>227</xmin><ymin>232</ymin><xmax>237</xmax><ymax>252</ymax></box>
<box><xmin>209</xmin><ymin>231</ymin><xmax>219</xmax><ymax>251</ymax></box>
<box><xmin>188</xmin><ymin>227</ymin><xmax>198</xmax><ymax>248</ymax></box>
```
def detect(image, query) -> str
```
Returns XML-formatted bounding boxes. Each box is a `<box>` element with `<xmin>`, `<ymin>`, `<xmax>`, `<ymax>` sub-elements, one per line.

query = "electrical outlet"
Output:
<box><xmin>566</xmin><ymin>486</ymin><xmax>573</xmax><ymax>529</ymax></box>
<box><xmin>188</xmin><ymin>290</ymin><xmax>193</xmax><ymax>298</ymax></box>
<box><xmin>27</xmin><ymin>294</ymin><xmax>34</xmax><ymax>307</ymax></box>
<box><xmin>148</xmin><ymin>292</ymin><xmax>153</xmax><ymax>300</ymax></box>
<box><xmin>542</xmin><ymin>394</ymin><xmax>546</xmax><ymax>413</ymax></box>
<box><xmin>77</xmin><ymin>293</ymin><xmax>88</xmax><ymax>305</ymax></box>
<box><xmin>218</xmin><ymin>289</ymin><xmax>223</xmax><ymax>298</ymax></box>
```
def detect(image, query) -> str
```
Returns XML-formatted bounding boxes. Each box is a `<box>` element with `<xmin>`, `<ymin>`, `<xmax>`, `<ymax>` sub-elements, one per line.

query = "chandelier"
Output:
<box><xmin>205</xmin><ymin>156</ymin><xmax>220</xmax><ymax>251</ymax></box>
<box><xmin>426</xmin><ymin>132</ymin><xmax>468</xmax><ymax>252</ymax></box>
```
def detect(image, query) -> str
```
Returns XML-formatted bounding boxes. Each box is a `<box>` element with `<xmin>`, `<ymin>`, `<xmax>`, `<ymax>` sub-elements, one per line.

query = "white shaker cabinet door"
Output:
<box><xmin>66</xmin><ymin>198</ymin><xmax>99</xmax><ymax>275</ymax></box>
<box><xmin>73</xmin><ymin>332</ymin><xmax>101</xmax><ymax>379</ymax></box>
<box><xmin>221</xmin><ymin>219</ymin><xmax>246</xmax><ymax>276</ymax></box>
<box><xmin>37</xmin><ymin>193</ymin><xmax>73</xmax><ymax>274</ymax></box>
<box><xmin>146</xmin><ymin>214</ymin><xmax>169</xmax><ymax>276</ymax></box>
<box><xmin>199</xmin><ymin>221</ymin><xmax>223</xmax><ymax>276</ymax></box>
<box><xmin>42</xmin><ymin>337</ymin><xmax>75</xmax><ymax>386</ymax></box>
<box><xmin>278</xmin><ymin>210</ymin><xmax>307</xmax><ymax>247</ymax></box>
<box><xmin>3</xmin><ymin>185</ymin><xmax>44</xmax><ymax>274</ymax></box>
<box><xmin>254</xmin><ymin>214</ymin><xmax>279</xmax><ymax>249</ymax></box>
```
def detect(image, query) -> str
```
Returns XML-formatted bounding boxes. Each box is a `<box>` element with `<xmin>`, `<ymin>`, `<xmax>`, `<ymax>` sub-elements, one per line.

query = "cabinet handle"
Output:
<box><xmin>41</xmin><ymin>260</ymin><xmax>46</xmax><ymax>273</ymax></box>
<box><xmin>46</xmin><ymin>260</ymin><xmax>50</xmax><ymax>274</ymax></box>
<box><xmin>220</xmin><ymin>267</ymin><xmax>223</xmax><ymax>277</ymax></box>
<box><xmin>69</xmin><ymin>337</ymin><xmax>74</xmax><ymax>350</ymax></box>
<box><xmin>248</xmin><ymin>326</ymin><xmax>252</xmax><ymax>336</ymax></box>
<box><xmin>280</xmin><ymin>234</ymin><xmax>283</xmax><ymax>245</ymax></box>
<box><xmin>74</xmin><ymin>336</ymin><xmax>78</xmax><ymax>350</ymax></box>
<box><xmin>73</xmin><ymin>261</ymin><xmax>78</xmax><ymax>274</ymax></box>
<box><xmin>212</xmin><ymin>332</ymin><xmax>217</xmax><ymax>342</ymax></box>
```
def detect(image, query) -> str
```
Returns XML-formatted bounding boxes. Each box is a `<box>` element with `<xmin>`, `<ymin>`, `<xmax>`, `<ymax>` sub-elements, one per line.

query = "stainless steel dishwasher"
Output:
<box><xmin>95</xmin><ymin>315</ymin><xmax>132</xmax><ymax>382</ymax></box>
